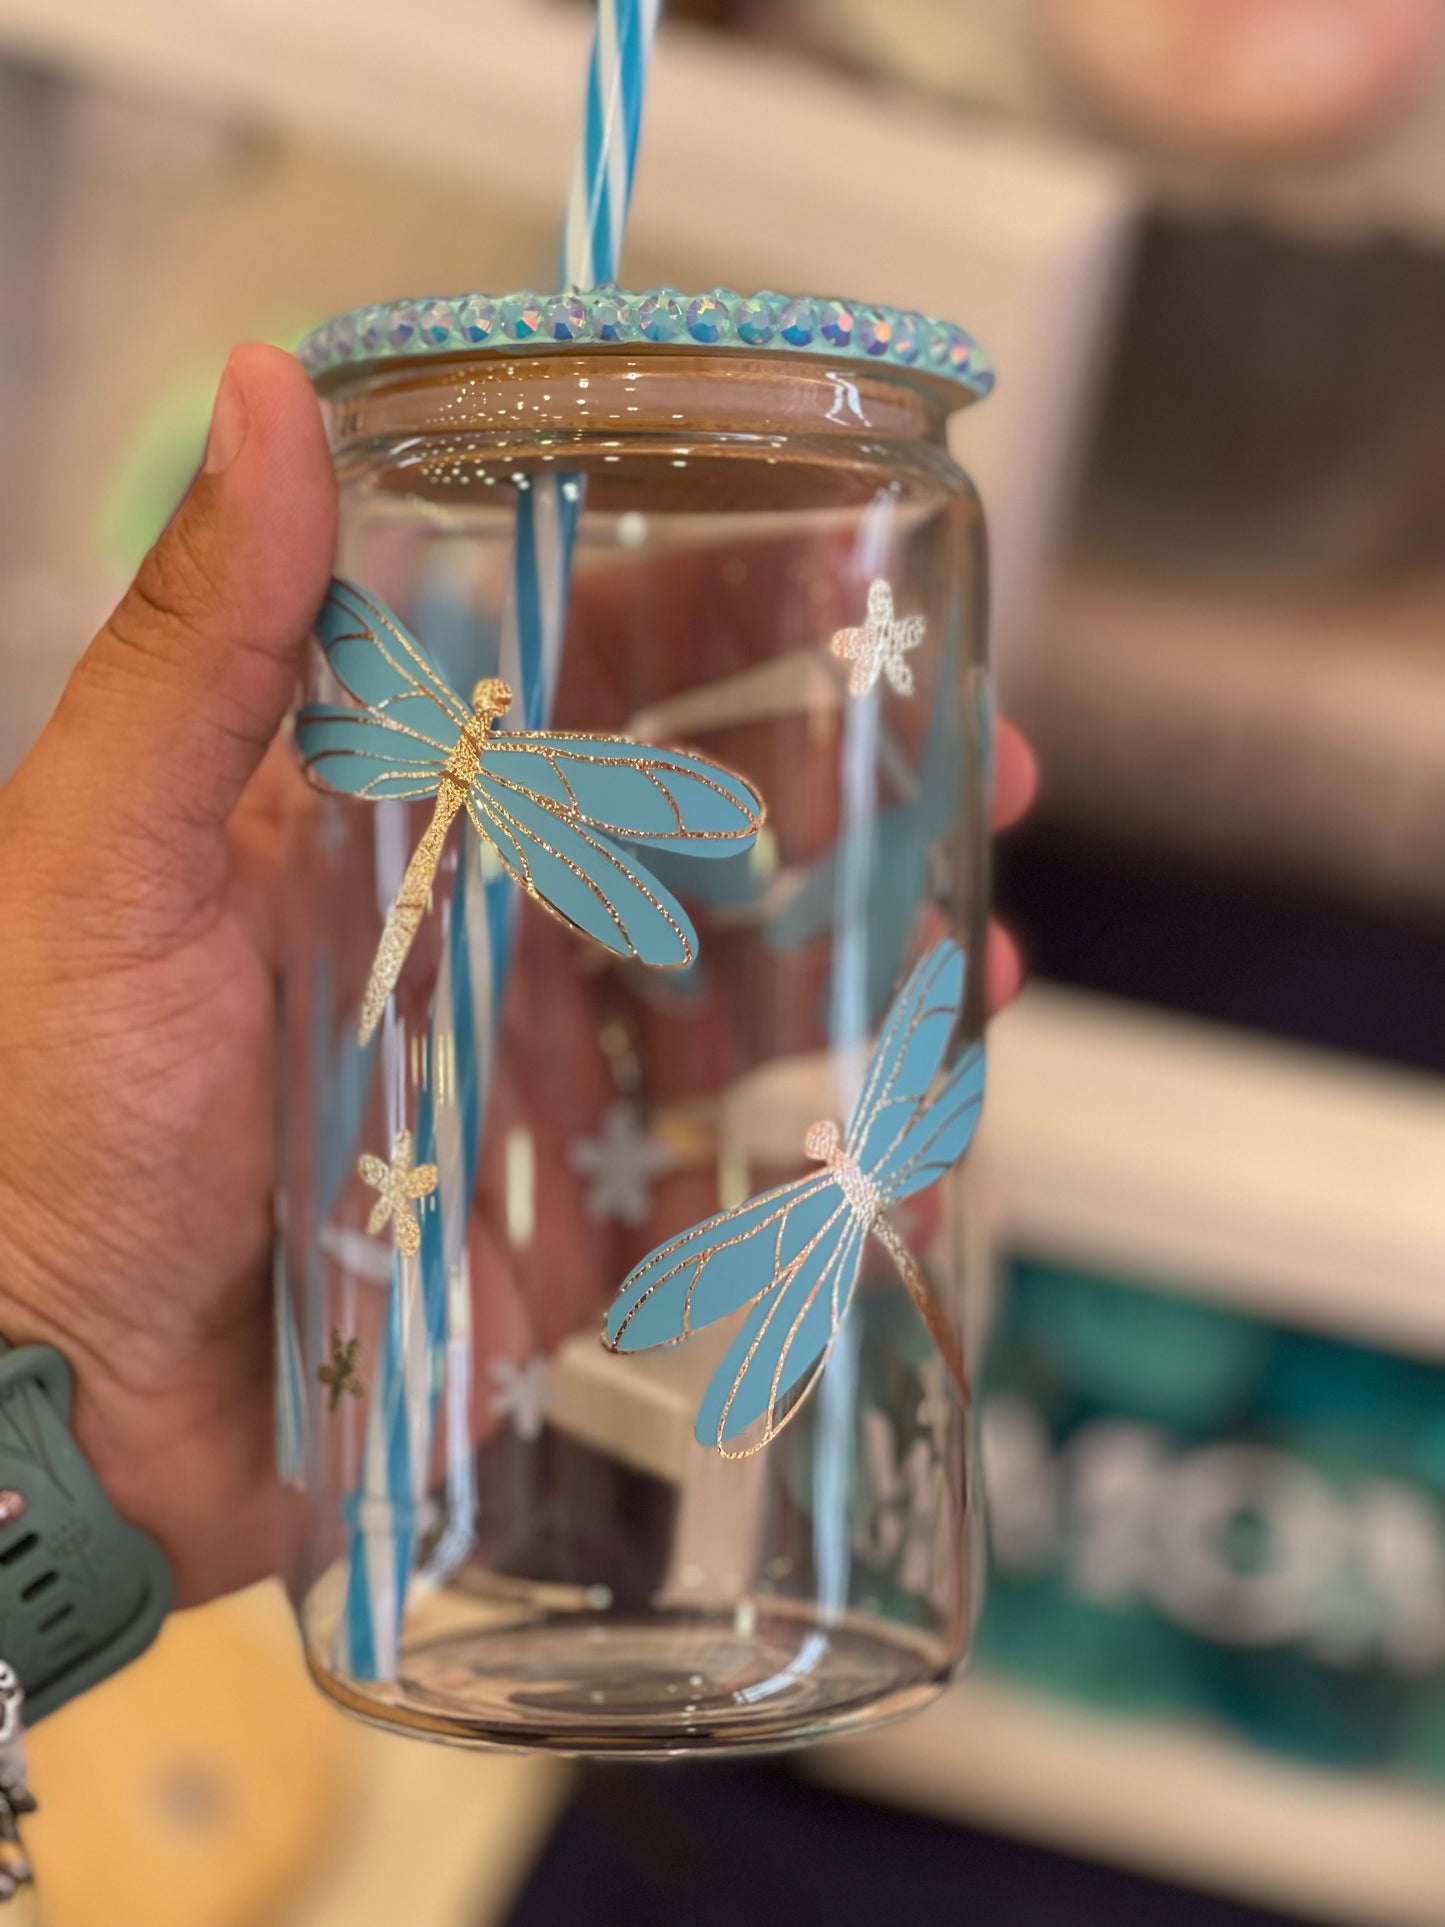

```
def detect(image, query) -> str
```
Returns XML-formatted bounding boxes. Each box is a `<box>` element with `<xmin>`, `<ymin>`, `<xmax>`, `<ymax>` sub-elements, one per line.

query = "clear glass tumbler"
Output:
<box><xmin>278</xmin><ymin>290</ymin><xmax>994</xmax><ymax>1754</ymax></box>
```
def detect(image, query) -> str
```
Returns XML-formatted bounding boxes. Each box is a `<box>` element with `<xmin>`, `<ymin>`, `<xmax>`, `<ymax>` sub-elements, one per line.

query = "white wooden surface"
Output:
<box><xmin>813</xmin><ymin>1675</ymin><xmax>1445</xmax><ymax>1927</ymax></box>
<box><xmin>980</xmin><ymin>983</ymin><xmax>1445</xmax><ymax>1356</ymax></box>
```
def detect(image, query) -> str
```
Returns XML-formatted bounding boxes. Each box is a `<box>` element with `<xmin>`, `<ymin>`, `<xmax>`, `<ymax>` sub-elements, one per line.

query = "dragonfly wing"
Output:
<box><xmin>642</xmin><ymin>844</ymin><xmax>772</xmax><ymax>913</ymax></box>
<box><xmin>876</xmin><ymin>1044</ymin><xmax>986</xmax><ymax>1201</ymax></box>
<box><xmin>606</xmin><ymin>1174</ymin><xmax>841</xmax><ymax>1351</ymax></box>
<box><xmin>296</xmin><ymin>705</ymin><xmax>453</xmax><ymax>798</ymax></box>
<box><xmin>696</xmin><ymin>1214</ymin><xmax>866</xmax><ymax>1451</ymax></box>
<box><xmin>480</xmin><ymin>735</ymin><xmax>762</xmax><ymax>855</ymax></box>
<box><xmin>847</xmin><ymin>940</ymin><xmax>966</xmax><ymax>1175</ymax></box>
<box><xmin>470</xmin><ymin>777</ymin><xmax>697</xmax><ymax>966</ymax></box>
<box><xmin>315</xmin><ymin>580</ymin><xmax>472</xmax><ymax>730</ymax></box>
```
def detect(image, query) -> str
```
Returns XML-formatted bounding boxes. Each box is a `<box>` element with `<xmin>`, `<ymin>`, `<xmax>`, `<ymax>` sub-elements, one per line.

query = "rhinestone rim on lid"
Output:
<box><xmin>298</xmin><ymin>284</ymin><xmax>995</xmax><ymax>403</ymax></box>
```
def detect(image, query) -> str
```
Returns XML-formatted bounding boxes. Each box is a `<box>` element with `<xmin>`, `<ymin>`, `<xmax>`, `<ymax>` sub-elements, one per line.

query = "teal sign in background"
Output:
<box><xmin>976</xmin><ymin>1256</ymin><xmax>1445</xmax><ymax>1781</ymax></box>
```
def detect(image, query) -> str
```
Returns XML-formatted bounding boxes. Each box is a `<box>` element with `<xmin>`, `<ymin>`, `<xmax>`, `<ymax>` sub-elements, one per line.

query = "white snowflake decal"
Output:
<box><xmin>568</xmin><ymin>1100</ymin><xmax>675</xmax><ymax>1227</ymax></box>
<box><xmin>487</xmin><ymin>1356</ymin><xmax>554</xmax><ymax>1443</ymax></box>
<box><xmin>830</xmin><ymin>579</ymin><xmax>926</xmax><ymax>698</ymax></box>
<box><xmin>319</xmin><ymin>1221</ymin><xmax>394</xmax><ymax>1288</ymax></box>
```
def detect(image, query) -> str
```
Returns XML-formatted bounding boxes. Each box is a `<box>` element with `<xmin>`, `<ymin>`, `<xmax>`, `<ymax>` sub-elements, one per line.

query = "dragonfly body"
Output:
<box><xmin>358</xmin><ymin>676</ymin><xmax>506</xmax><ymax>1043</ymax></box>
<box><xmin>606</xmin><ymin>939</ymin><xmax>984</xmax><ymax>1454</ymax></box>
<box><xmin>297</xmin><ymin>583</ymin><xmax>764</xmax><ymax>1043</ymax></box>
<box><xmin>800</xmin><ymin>1115</ymin><xmax>966</xmax><ymax>1391</ymax></box>
<box><xmin>803</xmin><ymin>1117</ymin><xmax>882</xmax><ymax>1228</ymax></box>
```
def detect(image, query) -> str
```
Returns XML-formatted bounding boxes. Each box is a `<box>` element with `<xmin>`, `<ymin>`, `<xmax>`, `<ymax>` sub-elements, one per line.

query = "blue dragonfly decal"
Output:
<box><xmin>605</xmin><ymin>939</ymin><xmax>984</xmax><ymax>1455</ymax></box>
<box><xmin>297</xmin><ymin>581</ymin><xmax>765</xmax><ymax>1043</ymax></box>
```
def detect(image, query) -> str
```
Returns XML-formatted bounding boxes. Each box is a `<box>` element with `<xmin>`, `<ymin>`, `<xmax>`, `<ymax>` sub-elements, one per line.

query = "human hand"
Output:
<box><xmin>0</xmin><ymin>347</ymin><xmax>1033</xmax><ymax>1610</ymax></box>
<box><xmin>0</xmin><ymin>347</ymin><xmax>335</xmax><ymax>1605</ymax></box>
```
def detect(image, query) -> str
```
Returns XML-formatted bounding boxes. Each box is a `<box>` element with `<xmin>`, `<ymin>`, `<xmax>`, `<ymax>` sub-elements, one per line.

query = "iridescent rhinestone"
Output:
<box><xmin>330</xmin><ymin>314</ymin><xmax>357</xmax><ymax>358</ymax></box>
<box><xmin>943</xmin><ymin>329</ymin><xmax>974</xmax><ymax>376</ymax></box>
<box><xmin>893</xmin><ymin>312</ymin><xmax>925</xmax><ymax>363</ymax></box>
<box><xmin>818</xmin><ymin>300</ymin><xmax>856</xmax><ymax>349</ymax></box>
<box><xmin>543</xmin><ymin>294</ymin><xmax>587</xmax><ymax>341</ymax></box>
<box><xmin>685</xmin><ymin>293</ymin><xmax>729</xmax><ymax>344</ymax></box>
<box><xmin>856</xmin><ymin>308</ymin><xmax>896</xmax><ymax>357</ymax></box>
<box><xmin>590</xmin><ymin>292</ymin><xmax>633</xmax><ymax>341</ymax></box>
<box><xmin>778</xmin><ymin>298</ymin><xmax>819</xmax><ymax>348</ymax></box>
<box><xmin>387</xmin><ymin>303</ymin><xmax>419</xmax><ymax>351</ymax></box>
<box><xmin>456</xmin><ymin>296</ymin><xmax>499</xmax><ymax>345</ymax></box>
<box><xmin>637</xmin><ymin>291</ymin><xmax>683</xmax><ymax>342</ymax></box>
<box><xmin>940</xmin><ymin>327</ymin><xmax>974</xmax><ymax>375</ymax></box>
<box><xmin>502</xmin><ymin>293</ymin><xmax>544</xmax><ymax>340</ymax></box>
<box><xmin>358</xmin><ymin>307</ymin><xmax>388</xmax><ymax>354</ymax></box>
<box><xmin>732</xmin><ymin>294</ymin><xmax>776</xmax><ymax>346</ymax></box>
<box><xmin>418</xmin><ymin>300</ymin><xmax>456</xmax><ymax>347</ymax></box>
<box><xmin>912</xmin><ymin>320</ymin><xmax>941</xmax><ymax>367</ymax></box>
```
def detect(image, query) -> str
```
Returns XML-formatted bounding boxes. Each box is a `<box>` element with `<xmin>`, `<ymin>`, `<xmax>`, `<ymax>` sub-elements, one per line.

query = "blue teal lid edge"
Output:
<box><xmin>298</xmin><ymin>287</ymin><xmax>994</xmax><ymax>403</ymax></box>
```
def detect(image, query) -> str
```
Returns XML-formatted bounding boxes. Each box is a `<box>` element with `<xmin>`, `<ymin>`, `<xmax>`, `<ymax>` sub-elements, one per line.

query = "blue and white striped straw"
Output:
<box><xmin>563</xmin><ymin>0</ymin><xmax>663</xmax><ymax>291</ymax></box>
<box><xmin>337</xmin><ymin>0</ymin><xmax>659</xmax><ymax>1682</ymax></box>
<box><xmin>273</xmin><ymin>1241</ymin><xmax>307</xmax><ymax>1488</ymax></box>
<box><xmin>335</xmin><ymin>997</ymin><xmax>430</xmax><ymax>1678</ymax></box>
<box><xmin>336</xmin><ymin>485</ymin><xmax>583</xmax><ymax>1677</ymax></box>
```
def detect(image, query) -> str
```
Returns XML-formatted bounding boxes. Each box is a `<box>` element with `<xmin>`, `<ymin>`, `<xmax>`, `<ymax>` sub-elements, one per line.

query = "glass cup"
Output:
<box><xmin>278</xmin><ymin>294</ymin><xmax>993</xmax><ymax>1754</ymax></box>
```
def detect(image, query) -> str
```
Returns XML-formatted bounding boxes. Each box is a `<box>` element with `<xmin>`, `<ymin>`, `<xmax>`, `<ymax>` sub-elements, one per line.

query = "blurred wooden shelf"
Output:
<box><xmin>1012</xmin><ymin>566</ymin><xmax>1445</xmax><ymax>915</ymax></box>
<box><xmin>980</xmin><ymin>984</ymin><xmax>1445</xmax><ymax>1357</ymax></box>
<box><xmin>0</xmin><ymin>0</ymin><xmax>1133</xmax><ymax>664</ymax></box>
<box><xmin>811</xmin><ymin>1674</ymin><xmax>1445</xmax><ymax>1927</ymax></box>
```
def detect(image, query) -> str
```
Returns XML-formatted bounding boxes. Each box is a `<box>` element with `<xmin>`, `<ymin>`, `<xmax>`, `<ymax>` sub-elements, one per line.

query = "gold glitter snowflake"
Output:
<box><xmin>358</xmin><ymin>1129</ymin><xmax>439</xmax><ymax>1259</ymax></box>
<box><xmin>318</xmin><ymin>1330</ymin><xmax>365</xmax><ymax>1412</ymax></box>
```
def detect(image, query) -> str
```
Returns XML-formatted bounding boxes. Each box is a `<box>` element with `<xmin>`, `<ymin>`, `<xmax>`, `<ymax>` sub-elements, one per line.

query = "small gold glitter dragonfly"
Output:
<box><xmin>830</xmin><ymin>579</ymin><xmax>926</xmax><ymax>698</ymax></box>
<box><xmin>358</xmin><ymin>1129</ymin><xmax>438</xmax><ymax>1260</ymax></box>
<box><xmin>319</xmin><ymin>1330</ymin><xmax>365</xmax><ymax>1412</ymax></box>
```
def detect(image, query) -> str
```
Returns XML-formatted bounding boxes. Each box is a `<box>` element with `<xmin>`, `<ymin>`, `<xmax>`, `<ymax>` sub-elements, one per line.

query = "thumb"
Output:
<box><xmin>38</xmin><ymin>344</ymin><xmax>336</xmax><ymax>865</ymax></box>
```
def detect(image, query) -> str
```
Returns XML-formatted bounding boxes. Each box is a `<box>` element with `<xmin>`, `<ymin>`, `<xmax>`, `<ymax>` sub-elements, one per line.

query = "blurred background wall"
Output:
<box><xmin>2</xmin><ymin>2</ymin><xmax>1445</xmax><ymax>1924</ymax></box>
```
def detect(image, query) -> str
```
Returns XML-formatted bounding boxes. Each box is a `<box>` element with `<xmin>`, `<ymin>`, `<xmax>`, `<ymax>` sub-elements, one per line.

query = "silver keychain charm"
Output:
<box><xmin>0</xmin><ymin>1664</ymin><xmax>36</xmax><ymax>1901</ymax></box>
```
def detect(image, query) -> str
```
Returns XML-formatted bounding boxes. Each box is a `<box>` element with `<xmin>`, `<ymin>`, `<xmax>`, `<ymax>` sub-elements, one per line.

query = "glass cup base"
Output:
<box><xmin>303</xmin><ymin>1594</ymin><xmax>951</xmax><ymax>1758</ymax></box>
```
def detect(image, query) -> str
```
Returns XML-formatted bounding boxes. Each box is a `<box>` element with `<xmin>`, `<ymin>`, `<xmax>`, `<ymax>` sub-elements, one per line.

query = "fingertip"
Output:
<box><xmin>226</xmin><ymin>340</ymin><xmax>325</xmax><ymax>416</ymax></box>
<box><xmin>985</xmin><ymin>919</ymin><xmax>1027</xmax><ymax>1015</ymax></box>
<box><xmin>211</xmin><ymin>342</ymin><xmax>338</xmax><ymax>638</ymax></box>
<box><xmin>57</xmin><ymin>344</ymin><xmax>339</xmax><ymax>851</ymax></box>
<box><xmin>223</xmin><ymin>342</ymin><xmax>333</xmax><ymax>481</ymax></box>
<box><xmin>992</xmin><ymin>720</ymin><xmax>1039</xmax><ymax>831</ymax></box>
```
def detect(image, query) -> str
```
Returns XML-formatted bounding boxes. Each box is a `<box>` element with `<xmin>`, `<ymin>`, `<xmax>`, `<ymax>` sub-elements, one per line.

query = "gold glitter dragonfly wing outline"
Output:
<box><xmin>296</xmin><ymin>580</ymin><xmax>765</xmax><ymax>1043</ymax></box>
<box><xmin>605</xmin><ymin>939</ymin><xmax>984</xmax><ymax>1457</ymax></box>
